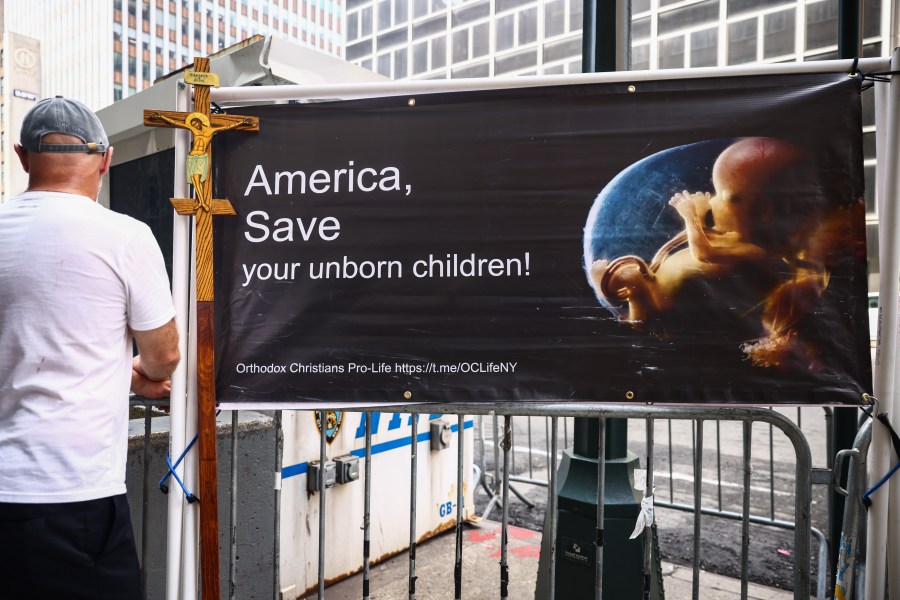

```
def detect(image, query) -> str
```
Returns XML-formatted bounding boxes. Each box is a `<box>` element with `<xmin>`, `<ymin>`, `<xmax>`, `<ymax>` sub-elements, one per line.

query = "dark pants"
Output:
<box><xmin>0</xmin><ymin>494</ymin><xmax>141</xmax><ymax>600</ymax></box>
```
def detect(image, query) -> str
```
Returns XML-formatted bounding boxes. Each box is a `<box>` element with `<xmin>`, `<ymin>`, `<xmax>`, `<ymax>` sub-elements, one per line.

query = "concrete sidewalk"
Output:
<box><xmin>304</xmin><ymin>519</ymin><xmax>796</xmax><ymax>599</ymax></box>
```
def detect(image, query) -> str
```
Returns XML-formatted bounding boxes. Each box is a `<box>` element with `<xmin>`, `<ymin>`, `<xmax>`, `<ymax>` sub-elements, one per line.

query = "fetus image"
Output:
<box><xmin>587</xmin><ymin>137</ymin><xmax>866</xmax><ymax>371</ymax></box>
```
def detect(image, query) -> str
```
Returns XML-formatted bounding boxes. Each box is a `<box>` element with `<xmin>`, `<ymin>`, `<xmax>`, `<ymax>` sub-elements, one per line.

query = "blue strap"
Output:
<box><xmin>159</xmin><ymin>433</ymin><xmax>200</xmax><ymax>503</ymax></box>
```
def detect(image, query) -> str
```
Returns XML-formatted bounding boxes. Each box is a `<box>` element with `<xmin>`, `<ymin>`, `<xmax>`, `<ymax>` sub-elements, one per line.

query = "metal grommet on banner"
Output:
<box><xmin>403</xmin><ymin>390</ymin><xmax>412</xmax><ymax>400</ymax></box>
<box><xmin>848</xmin><ymin>57</ymin><xmax>860</xmax><ymax>80</ymax></box>
<box><xmin>627</xmin><ymin>85</ymin><xmax>636</xmax><ymax>93</ymax></box>
<box><xmin>408</xmin><ymin>98</ymin><xmax>416</xmax><ymax>107</ymax></box>
<box><xmin>625</xmin><ymin>390</ymin><xmax>635</xmax><ymax>400</ymax></box>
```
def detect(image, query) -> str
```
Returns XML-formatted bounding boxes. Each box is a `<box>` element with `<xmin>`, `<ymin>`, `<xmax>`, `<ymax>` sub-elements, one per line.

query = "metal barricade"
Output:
<box><xmin>128</xmin><ymin>401</ymin><xmax>817</xmax><ymax>600</ymax></box>
<box><xmin>479</xmin><ymin>409</ymin><xmax>833</xmax><ymax>598</ymax></box>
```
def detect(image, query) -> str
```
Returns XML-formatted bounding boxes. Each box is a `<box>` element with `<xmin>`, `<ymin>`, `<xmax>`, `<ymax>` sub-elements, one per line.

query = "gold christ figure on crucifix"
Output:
<box><xmin>149</xmin><ymin>111</ymin><xmax>251</xmax><ymax>211</ymax></box>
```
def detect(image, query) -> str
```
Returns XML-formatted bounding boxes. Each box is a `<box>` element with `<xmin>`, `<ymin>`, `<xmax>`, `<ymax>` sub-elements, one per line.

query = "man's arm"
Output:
<box><xmin>131</xmin><ymin>318</ymin><xmax>180</xmax><ymax>398</ymax></box>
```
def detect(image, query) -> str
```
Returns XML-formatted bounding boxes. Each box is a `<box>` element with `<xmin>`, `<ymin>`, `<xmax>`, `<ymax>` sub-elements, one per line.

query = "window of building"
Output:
<box><xmin>690</xmin><ymin>27</ymin><xmax>717</xmax><ymax>67</ymax></box>
<box><xmin>632</xmin><ymin>43</ymin><xmax>650</xmax><ymax>70</ymax></box>
<box><xmin>496</xmin><ymin>14</ymin><xmax>515</xmax><ymax>51</ymax></box>
<box><xmin>658</xmin><ymin>36</ymin><xmax>684</xmax><ymax>69</ymax></box>
<box><xmin>632</xmin><ymin>0</ymin><xmax>650</xmax><ymax>13</ymax></box>
<box><xmin>348</xmin><ymin>13</ymin><xmax>358</xmax><ymax>40</ymax></box>
<box><xmin>806</xmin><ymin>0</ymin><xmax>839</xmax><ymax>51</ymax></box>
<box><xmin>453</xmin><ymin>29</ymin><xmax>469</xmax><ymax>62</ymax></box>
<box><xmin>544</xmin><ymin>0</ymin><xmax>565</xmax><ymax>38</ymax></box>
<box><xmin>413</xmin><ymin>40</ymin><xmax>428</xmax><ymax>73</ymax></box>
<box><xmin>727</xmin><ymin>17</ymin><xmax>757</xmax><ymax>64</ymax></box>
<box><xmin>763</xmin><ymin>8</ymin><xmax>794</xmax><ymax>59</ymax></box>
<box><xmin>568</xmin><ymin>0</ymin><xmax>582</xmax><ymax>35</ymax></box>
<box><xmin>658</xmin><ymin>0</ymin><xmax>718</xmax><ymax>36</ymax></box>
<box><xmin>632</xmin><ymin>16</ymin><xmax>650</xmax><ymax>42</ymax></box>
<box><xmin>394</xmin><ymin>0</ymin><xmax>408</xmax><ymax>25</ymax></box>
<box><xmin>378</xmin><ymin>0</ymin><xmax>392</xmax><ymax>29</ymax></box>
<box><xmin>518</xmin><ymin>7</ymin><xmax>537</xmax><ymax>45</ymax></box>
<box><xmin>362</xmin><ymin>7</ymin><xmax>373</xmax><ymax>35</ymax></box>
<box><xmin>377</xmin><ymin>52</ymin><xmax>391</xmax><ymax>76</ymax></box>
<box><xmin>394</xmin><ymin>47</ymin><xmax>408</xmax><ymax>77</ymax></box>
<box><xmin>432</xmin><ymin>37</ymin><xmax>446</xmax><ymax>68</ymax></box>
<box><xmin>473</xmin><ymin>22</ymin><xmax>489</xmax><ymax>57</ymax></box>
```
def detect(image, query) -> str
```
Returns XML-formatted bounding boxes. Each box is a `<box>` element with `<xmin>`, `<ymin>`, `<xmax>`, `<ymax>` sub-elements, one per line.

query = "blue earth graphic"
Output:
<box><xmin>583</xmin><ymin>138</ymin><xmax>735</xmax><ymax>314</ymax></box>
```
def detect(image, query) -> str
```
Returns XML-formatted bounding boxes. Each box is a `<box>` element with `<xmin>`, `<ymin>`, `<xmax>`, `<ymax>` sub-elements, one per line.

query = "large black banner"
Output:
<box><xmin>213</xmin><ymin>73</ymin><xmax>871</xmax><ymax>406</ymax></box>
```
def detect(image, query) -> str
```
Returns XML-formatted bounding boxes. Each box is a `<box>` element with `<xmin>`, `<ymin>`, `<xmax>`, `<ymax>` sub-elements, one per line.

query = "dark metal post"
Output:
<box><xmin>833</xmin><ymin>0</ymin><xmax>861</xmax><ymax>573</ymax></box>
<box><xmin>536</xmin><ymin>3</ymin><xmax>654</xmax><ymax>598</ymax></box>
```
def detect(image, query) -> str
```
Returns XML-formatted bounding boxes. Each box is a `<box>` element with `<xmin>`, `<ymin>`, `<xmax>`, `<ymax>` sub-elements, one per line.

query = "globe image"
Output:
<box><xmin>583</xmin><ymin>138</ymin><xmax>734</xmax><ymax>316</ymax></box>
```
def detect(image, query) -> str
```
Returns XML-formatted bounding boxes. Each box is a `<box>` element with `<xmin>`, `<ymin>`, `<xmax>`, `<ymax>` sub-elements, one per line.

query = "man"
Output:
<box><xmin>0</xmin><ymin>96</ymin><xmax>179</xmax><ymax>599</ymax></box>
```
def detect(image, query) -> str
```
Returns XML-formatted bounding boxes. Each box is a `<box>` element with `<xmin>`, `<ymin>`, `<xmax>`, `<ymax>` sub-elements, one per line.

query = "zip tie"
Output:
<box><xmin>849</xmin><ymin>59</ymin><xmax>900</xmax><ymax>91</ymax></box>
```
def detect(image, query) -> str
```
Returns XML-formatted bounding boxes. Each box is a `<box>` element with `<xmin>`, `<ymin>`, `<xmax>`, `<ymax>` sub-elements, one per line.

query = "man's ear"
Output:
<box><xmin>13</xmin><ymin>144</ymin><xmax>29</xmax><ymax>174</ymax></box>
<box><xmin>99</xmin><ymin>147</ymin><xmax>114</xmax><ymax>176</ymax></box>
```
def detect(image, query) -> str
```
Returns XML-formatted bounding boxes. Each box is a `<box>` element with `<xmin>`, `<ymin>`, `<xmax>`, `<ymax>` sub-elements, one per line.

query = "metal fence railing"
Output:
<box><xmin>128</xmin><ymin>400</ymin><xmax>824</xmax><ymax>600</ymax></box>
<box><xmin>476</xmin><ymin>408</ymin><xmax>835</xmax><ymax>598</ymax></box>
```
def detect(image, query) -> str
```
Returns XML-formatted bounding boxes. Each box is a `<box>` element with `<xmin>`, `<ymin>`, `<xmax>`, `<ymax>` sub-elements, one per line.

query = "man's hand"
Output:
<box><xmin>131</xmin><ymin>355</ymin><xmax>172</xmax><ymax>398</ymax></box>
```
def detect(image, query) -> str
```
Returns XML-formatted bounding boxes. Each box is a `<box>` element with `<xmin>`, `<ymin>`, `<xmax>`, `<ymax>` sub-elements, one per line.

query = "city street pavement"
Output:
<box><xmin>305</xmin><ymin>519</ymin><xmax>796</xmax><ymax>599</ymax></box>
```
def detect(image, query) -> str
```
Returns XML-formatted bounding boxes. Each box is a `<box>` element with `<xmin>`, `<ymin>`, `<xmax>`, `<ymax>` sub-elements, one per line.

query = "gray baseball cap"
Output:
<box><xmin>20</xmin><ymin>96</ymin><xmax>109</xmax><ymax>154</ymax></box>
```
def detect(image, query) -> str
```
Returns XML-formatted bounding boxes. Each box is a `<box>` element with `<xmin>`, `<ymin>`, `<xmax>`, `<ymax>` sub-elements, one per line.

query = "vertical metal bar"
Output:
<box><xmin>769</xmin><ymin>420</ymin><xmax>776</xmax><ymax>519</ymax></box>
<box><xmin>667</xmin><ymin>420</ymin><xmax>674</xmax><ymax>502</ymax></box>
<box><xmin>548</xmin><ymin>417</ymin><xmax>558</xmax><ymax>600</ymax></box>
<box><xmin>141</xmin><ymin>402</ymin><xmax>152</xmax><ymax>599</ymax></box>
<box><xmin>594</xmin><ymin>418</ymin><xmax>607</xmax><ymax>600</ymax></box>
<box><xmin>545</xmin><ymin>417</ymin><xmax>552</xmax><ymax>481</ymax></box>
<box><xmin>716</xmin><ymin>421</ymin><xmax>723</xmax><ymax>511</ymax></box>
<box><xmin>454</xmin><ymin>414</ymin><xmax>465</xmax><ymax>600</ymax></box>
<box><xmin>691</xmin><ymin>419</ymin><xmax>704</xmax><ymax>600</ymax></box>
<box><xmin>500</xmin><ymin>416</ymin><xmax>512</xmax><ymax>600</ymax></box>
<box><xmin>492</xmin><ymin>414</ymin><xmax>501</xmax><ymax>493</ymax></box>
<box><xmin>511</xmin><ymin>416</ymin><xmax>517</xmax><ymax>475</ymax></box>
<box><xmin>273</xmin><ymin>410</ymin><xmax>283</xmax><ymax>600</ymax></box>
<box><xmin>642</xmin><ymin>418</ymin><xmax>655</xmax><ymax>599</ymax></box>
<box><xmin>229</xmin><ymin>410</ymin><xmax>239</xmax><ymax>600</ymax></box>
<box><xmin>741</xmin><ymin>421</ymin><xmax>752</xmax><ymax>600</ymax></box>
<box><xmin>409</xmin><ymin>413</ymin><xmax>418</xmax><ymax>600</ymax></box>
<box><xmin>563</xmin><ymin>417</ymin><xmax>569</xmax><ymax>448</ymax></box>
<box><xmin>363</xmin><ymin>412</ymin><xmax>373</xmax><ymax>600</ymax></box>
<box><xmin>318</xmin><ymin>411</ymin><xmax>327</xmax><ymax>600</ymax></box>
<box><xmin>527</xmin><ymin>417</ymin><xmax>534</xmax><ymax>479</ymax></box>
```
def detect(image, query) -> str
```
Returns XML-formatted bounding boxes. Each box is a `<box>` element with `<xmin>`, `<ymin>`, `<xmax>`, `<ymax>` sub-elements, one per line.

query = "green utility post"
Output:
<box><xmin>537</xmin><ymin>2</ymin><xmax>662</xmax><ymax>598</ymax></box>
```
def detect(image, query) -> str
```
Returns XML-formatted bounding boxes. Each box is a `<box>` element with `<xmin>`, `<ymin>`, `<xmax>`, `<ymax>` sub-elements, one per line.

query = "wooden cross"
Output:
<box><xmin>144</xmin><ymin>57</ymin><xmax>258</xmax><ymax>599</ymax></box>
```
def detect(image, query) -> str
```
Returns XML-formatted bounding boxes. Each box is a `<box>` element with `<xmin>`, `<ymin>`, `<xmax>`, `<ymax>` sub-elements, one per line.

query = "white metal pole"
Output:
<box><xmin>208</xmin><ymin>58</ymin><xmax>890</xmax><ymax>104</ymax></box>
<box><xmin>883</xmin><ymin>45</ymin><xmax>900</xmax><ymax>597</ymax></box>
<box><xmin>866</xmin><ymin>46</ymin><xmax>900</xmax><ymax>600</ymax></box>
<box><xmin>182</xmin><ymin>241</ymin><xmax>200</xmax><ymax>600</ymax></box>
<box><xmin>166</xmin><ymin>80</ymin><xmax>192</xmax><ymax>600</ymax></box>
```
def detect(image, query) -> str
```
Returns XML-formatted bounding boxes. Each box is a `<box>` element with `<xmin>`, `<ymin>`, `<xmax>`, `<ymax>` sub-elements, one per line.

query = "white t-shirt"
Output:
<box><xmin>0</xmin><ymin>191</ymin><xmax>176</xmax><ymax>503</ymax></box>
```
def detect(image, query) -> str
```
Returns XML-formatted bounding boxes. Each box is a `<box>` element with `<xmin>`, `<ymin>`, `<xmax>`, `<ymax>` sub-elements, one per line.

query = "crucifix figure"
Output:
<box><xmin>149</xmin><ymin>111</ymin><xmax>252</xmax><ymax>212</ymax></box>
<box><xmin>143</xmin><ymin>57</ymin><xmax>258</xmax><ymax>600</ymax></box>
